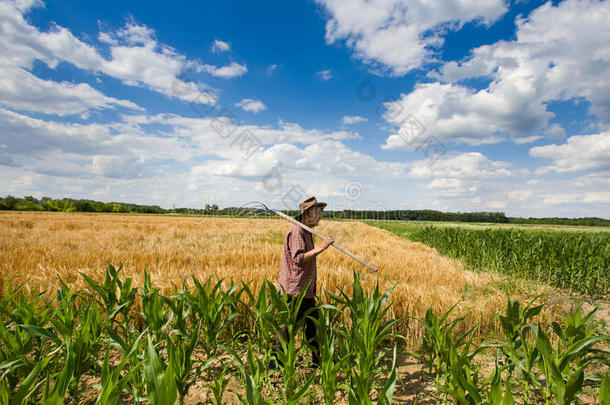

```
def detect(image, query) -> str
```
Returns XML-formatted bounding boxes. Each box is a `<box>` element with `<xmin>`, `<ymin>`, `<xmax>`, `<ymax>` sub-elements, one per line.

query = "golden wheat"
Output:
<box><xmin>0</xmin><ymin>211</ymin><xmax>560</xmax><ymax>345</ymax></box>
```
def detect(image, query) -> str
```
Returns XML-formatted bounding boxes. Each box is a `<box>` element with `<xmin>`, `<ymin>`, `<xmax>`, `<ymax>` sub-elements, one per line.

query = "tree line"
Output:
<box><xmin>1</xmin><ymin>195</ymin><xmax>608</xmax><ymax>226</ymax></box>
<box><xmin>0</xmin><ymin>195</ymin><xmax>164</xmax><ymax>214</ymax></box>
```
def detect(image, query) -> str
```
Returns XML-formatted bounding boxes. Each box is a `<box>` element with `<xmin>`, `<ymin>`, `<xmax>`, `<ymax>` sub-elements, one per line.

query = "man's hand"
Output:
<box><xmin>302</xmin><ymin>236</ymin><xmax>335</xmax><ymax>262</ymax></box>
<box><xmin>318</xmin><ymin>236</ymin><xmax>334</xmax><ymax>252</ymax></box>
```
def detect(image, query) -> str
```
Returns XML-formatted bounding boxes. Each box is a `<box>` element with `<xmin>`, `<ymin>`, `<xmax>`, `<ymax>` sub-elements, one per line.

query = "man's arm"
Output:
<box><xmin>301</xmin><ymin>236</ymin><xmax>334</xmax><ymax>263</ymax></box>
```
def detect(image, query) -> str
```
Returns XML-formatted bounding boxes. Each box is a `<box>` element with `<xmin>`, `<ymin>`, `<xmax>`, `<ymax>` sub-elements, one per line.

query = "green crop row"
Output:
<box><xmin>374</xmin><ymin>222</ymin><xmax>610</xmax><ymax>297</ymax></box>
<box><xmin>416</xmin><ymin>297</ymin><xmax>610</xmax><ymax>404</ymax></box>
<box><xmin>0</xmin><ymin>265</ymin><xmax>399</xmax><ymax>405</ymax></box>
<box><xmin>1</xmin><ymin>264</ymin><xmax>609</xmax><ymax>404</ymax></box>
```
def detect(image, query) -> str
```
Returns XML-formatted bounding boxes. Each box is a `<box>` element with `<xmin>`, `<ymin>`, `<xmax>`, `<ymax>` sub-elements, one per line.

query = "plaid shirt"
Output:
<box><xmin>279</xmin><ymin>224</ymin><xmax>316</xmax><ymax>298</ymax></box>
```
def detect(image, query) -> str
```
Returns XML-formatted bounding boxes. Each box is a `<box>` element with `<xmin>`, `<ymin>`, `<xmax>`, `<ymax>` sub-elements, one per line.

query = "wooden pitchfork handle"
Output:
<box><xmin>271</xmin><ymin>209</ymin><xmax>378</xmax><ymax>273</ymax></box>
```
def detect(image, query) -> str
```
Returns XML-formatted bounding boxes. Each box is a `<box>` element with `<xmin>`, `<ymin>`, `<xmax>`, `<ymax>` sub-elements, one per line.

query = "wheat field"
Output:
<box><xmin>0</xmin><ymin>211</ymin><xmax>560</xmax><ymax>345</ymax></box>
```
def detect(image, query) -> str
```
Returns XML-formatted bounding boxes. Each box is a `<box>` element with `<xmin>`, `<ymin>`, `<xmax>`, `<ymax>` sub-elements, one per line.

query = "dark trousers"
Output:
<box><xmin>274</xmin><ymin>296</ymin><xmax>320</xmax><ymax>365</ymax></box>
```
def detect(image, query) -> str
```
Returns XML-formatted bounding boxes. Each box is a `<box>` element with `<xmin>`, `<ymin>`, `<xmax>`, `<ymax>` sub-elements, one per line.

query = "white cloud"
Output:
<box><xmin>342</xmin><ymin>115</ymin><xmax>367</xmax><ymax>125</ymax></box>
<box><xmin>427</xmin><ymin>0</ymin><xmax>610</xmax><ymax>141</ymax></box>
<box><xmin>190</xmin><ymin>140</ymin><xmax>410</xmax><ymax>200</ymax></box>
<box><xmin>0</xmin><ymin>108</ymin><xmax>193</xmax><ymax>164</ymax></box>
<box><xmin>316</xmin><ymin>0</ymin><xmax>507</xmax><ymax>76</ymax></box>
<box><xmin>267</xmin><ymin>64</ymin><xmax>278</xmax><ymax>74</ymax></box>
<box><xmin>405</xmin><ymin>152</ymin><xmax>514</xmax><ymax>197</ymax></box>
<box><xmin>381</xmin><ymin>81</ymin><xmax>547</xmax><ymax>147</ymax></box>
<box><xmin>202</xmin><ymin>62</ymin><xmax>247</xmax><ymax>78</ymax></box>
<box><xmin>92</xmin><ymin>155</ymin><xmax>148</xmax><ymax>179</ymax></box>
<box><xmin>507</xmin><ymin>190</ymin><xmax>533</xmax><ymax>201</ymax></box>
<box><xmin>0</xmin><ymin>2</ymin><xmax>217</xmax><ymax>107</ymax></box>
<box><xmin>512</xmin><ymin>135</ymin><xmax>543</xmax><ymax>145</ymax></box>
<box><xmin>542</xmin><ymin>191</ymin><xmax>610</xmax><ymax>205</ymax></box>
<box><xmin>235</xmin><ymin>98</ymin><xmax>266</xmax><ymax>113</ymax></box>
<box><xmin>530</xmin><ymin>132</ymin><xmax>610</xmax><ymax>174</ymax></box>
<box><xmin>212</xmin><ymin>39</ymin><xmax>230</xmax><ymax>53</ymax></box>
<box><xmin>0</xmin><ymin>66</ymin><xmax>141</xmax><ymax>116</ymax></box>
<box><xmin>317</xmin><ymin>69</ymin><xmax>332</xmax><ymax>81</ymax></box>
<box><xmin>544</xmin><ymin>124</ymin><xmax>566</xmax><ymax>139</ymax></box>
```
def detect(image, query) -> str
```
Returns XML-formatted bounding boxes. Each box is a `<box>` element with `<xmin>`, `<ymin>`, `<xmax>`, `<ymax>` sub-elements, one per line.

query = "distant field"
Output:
<box><xmin>371</xmin><ymin>220</ymin><xmax>610</xmax><ymax>298</ymax></box>
<box><xmin>362</xmin><ymin>218</ymin><xmax>610</xmax><ymax>233</ymax></box>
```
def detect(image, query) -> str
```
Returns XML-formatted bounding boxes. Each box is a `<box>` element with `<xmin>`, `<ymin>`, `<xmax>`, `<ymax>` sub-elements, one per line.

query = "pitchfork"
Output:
<box><xmin>239</xmin><ymin>201</ymin><xmax>378</xmax><ymax>273</ymax></box>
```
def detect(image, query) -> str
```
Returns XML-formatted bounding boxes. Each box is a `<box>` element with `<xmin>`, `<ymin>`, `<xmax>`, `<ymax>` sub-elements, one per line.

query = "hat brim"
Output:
<box><xmin>295</xmin><ymin>202</ymin><xmax>327</xmax><ymax>221</ymax></box>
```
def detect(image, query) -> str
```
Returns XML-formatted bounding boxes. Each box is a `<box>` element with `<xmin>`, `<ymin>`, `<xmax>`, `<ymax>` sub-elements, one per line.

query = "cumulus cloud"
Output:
<box><xmin>317</xmin><ymin>69</ymin><xmax>332</xmax><ymax>81</ymax></box>
<box><xmin>544</xmin><ymin>124</ymin><xmax>566</xmax><ymax>139</ymax></box>
<box><xmin>406</xmin><ymin>152</ymin><xmax>514</xmax><ymax>197</ymax></box>
<box><xmin>530</xmin><ymin>132</ymin><xmax>610</xmax><ymax>174</ymax></box>
<box><xmin>380</xmin><ymin>81</ymin><xmax>546</xmax><ymax>147</ymax></box>
<box><xmin>512</xmin><ymin>135</ymin><xmax>543</xmax><ymax>145</ymax></box>
<box><xmin>212</xmin><ymin>39</ymin><xmax>230</xmax><ymax>53</ymax></box>
<box><xmin>0</xmin><ymin>1</ymin><xmax>217</xmax><ymax>108</ymax></box>
<box><xmin>202</xmin><ymin>62</ymin><xmax>248</xmax><ymax>78</ymax></box>
<box><xmin>342</xmin><ymin>115</ymin><xmax>367</xmax><ymax>125</ymax></box>
<box><xmin>0</xmin><ymin>66</ymin><xmax>141</xmax><ymax>116</ymax></box>
<box><xmin>316</xmin><ymin>0</ymin><xmax>507</xmax><ymax>76</ymax></box>
<box><xmin>416</xmin><ymin>0</ymin><xmax>610</xmax><ymax>145</ymax></box>
<box><xmin>190</xmin><ymin>140</ymin><xmax>409</xmax><ymax>201</ymax></box>
<box><xmin>235</xmin><ymin>99</ymin><xmax>266</xmax><ymax>113</ymax></box>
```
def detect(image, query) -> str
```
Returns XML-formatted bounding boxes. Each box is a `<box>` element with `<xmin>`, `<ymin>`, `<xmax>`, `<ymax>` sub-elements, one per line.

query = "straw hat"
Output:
<box><xmin>295</xmin><ymin>196</ymin><xmax>327</xmax><ymax>221</ymax></box>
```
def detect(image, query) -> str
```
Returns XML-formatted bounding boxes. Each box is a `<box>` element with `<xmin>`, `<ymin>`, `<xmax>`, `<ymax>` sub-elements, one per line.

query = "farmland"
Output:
<box><xmin>371</xmin><ymin>221</ymin><xmax>610</xmax><ymax>298</ymax></box>
<box><xmin>1</xmin><ymin>211</ymin><xmax>609</xmax><ymax>404</ymax></box>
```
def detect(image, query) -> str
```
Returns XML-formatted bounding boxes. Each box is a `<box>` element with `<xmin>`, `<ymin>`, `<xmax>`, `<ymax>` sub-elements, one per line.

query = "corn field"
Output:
<box><xmin>373</xmin><ymin>222</ymin><xmax>610</xmax><ymax>298</ymax></box>
<box><xmin>1</xmin><ymin>212</ymin><xmax>609</xmax><ymax>403</ymax></box>
<box><xmin>1</xmin><ymin>265</ymin><xmax>609</xmax><ymax>404</ymax></box>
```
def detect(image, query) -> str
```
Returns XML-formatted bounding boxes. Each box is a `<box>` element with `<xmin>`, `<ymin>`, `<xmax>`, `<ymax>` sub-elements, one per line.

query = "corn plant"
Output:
<box><xmin>310</xmin><ymin>298</ymin><xmax>348</xmax><ymax>405</ymax></box>
<box><xmin>418</xmin><ymin>303</ymin><xmax>459</xmax><ymax>377</ymax></box>
<box><xmin>443</xmin><ymin>346</ymin><xmax>517</xmax><ymax>405</ymax></box>
<box><xmin>186</xmin><ymin>277</ymin><xmax>240</xmax><ymax>358</ymax></box>
<box><xmin>41</xmin><ymin>344</ymin><xmax>76</xmax><ymax>405</ymax></box>
<box><xmin>486</xmin><ymin>364</ymin><xmax>514</xmax><ymax>405</ymax></box>
<box><xmin>108</xmin><ymin>326</ymin><xmax>147</xmax><ymax>403</ymax></box>
<box><xmin>4</xmin><ymin>353</ymin><xmax>53</xmax><ymax>404</ymax></box>
<box><xmin>81</xmin><ymin>264</ymin><xmax>137</xmax><ymax>339</ymax></box>
<box><xmin>240</xmin><ymin>281</ymin><xmax>275</xmax><ymax>356</ymax></box>
<box><xmin>167</xmin><ymin>319</ymin><xmax>211</xmax><ymax>404</ymax></box>
<box><xmin>143</xmin><ymin>334</ymin><xmax>178</xmax><ymax>405</ymax></box>
<box><xmin>48</xmin><ymin>279</ymin><xmax>81</xmax><ymax>344</ymax></box>
<box><xmin>139</xmin><ymin>270</ymin><xmax>171</xmax><ymax>343</ymax></box>
<box><xmin>493</xmin><ymin>298</ymin><xmax>542</xmax><ymax>400</ymax></box>
<box><xmin>207</xmin><ymin>364</ymin><xmax>233</xmax><ymax>405</ymax></box>
<box><xmin>67</xmin><ymin>300</ymin><xmax>104</xmax><ymax>401</ymax></box>
<box><xmin>0</xmin><ymin>318</ymin><xmax>36</xmax><ymax>390</ymax></box>
<box><xmin>163</xmin><ymin>285</ymin><xmax>191</xmax><ymax>338</ymax></box>
<box><xmin>265</xmin><ymin>281</ymin><xmax>316</xmax><ymax>404</ymax></box>
<box><xmin>533</xmin><ymin>322</ymin><xmax>610</xmax><ymax>405</ymax></box>
<box><xmin>96</xmin><ymin>332</ymin><xmax>144</xmax><ymax>405</ymax></box>
<box><xmin>2</xmin><ymin>288</ymin><xmax>50</xmax><ymax>363</ymax></box>
<box><xmin>329</xmin><ymin>272</ymin><xmax>400</xmax><ymax>405</ymax></box>
<box><xmin>233</xmin><ymin>363</ymin><xmax>273</xmax><ymax>405</ymax></box>
<box><xmin>228</xmin><ymin>344</ymin><xmax>269</xmax><ymax>399</ymax></box>
<box><xmin>600</xmin><ymin>375</ymin><xmax>610</xmax><ymax>405</ymax></box>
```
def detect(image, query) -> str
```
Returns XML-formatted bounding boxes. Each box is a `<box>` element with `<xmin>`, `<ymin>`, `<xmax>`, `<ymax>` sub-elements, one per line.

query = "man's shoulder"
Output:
<box><xmin>286</xmin><ymin>224</ymin><xmax>307</xmax><ymax>238</ymax></box>
<box><xmin>288</xmin><ymin>224</ymin><xmax>301</xmax><ymax>233</ymax></box>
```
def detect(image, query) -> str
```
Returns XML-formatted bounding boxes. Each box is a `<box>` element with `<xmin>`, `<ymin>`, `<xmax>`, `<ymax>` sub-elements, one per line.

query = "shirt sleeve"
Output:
<box><xmin>289</xmin><ymin>228</ymin><xmax>307</xmax><ymax>266</ymax></box>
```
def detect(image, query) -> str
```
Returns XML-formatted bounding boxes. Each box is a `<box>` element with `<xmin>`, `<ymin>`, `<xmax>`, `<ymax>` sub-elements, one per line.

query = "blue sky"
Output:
<box><xmin>1</xmin><ymin>0</ymin><xmax>609</xmax><ymax>217</ymax></box>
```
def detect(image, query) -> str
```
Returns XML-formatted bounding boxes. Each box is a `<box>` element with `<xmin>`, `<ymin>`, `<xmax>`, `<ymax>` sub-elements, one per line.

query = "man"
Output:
<box><xmin>276</xmin><ymin>196</ymin><xmax>334</xmax><ymax>367</ymax></box>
